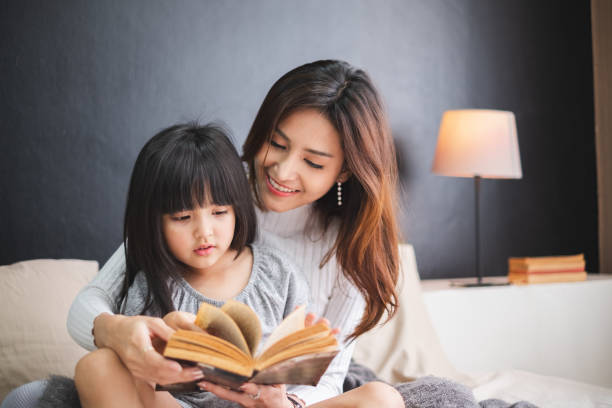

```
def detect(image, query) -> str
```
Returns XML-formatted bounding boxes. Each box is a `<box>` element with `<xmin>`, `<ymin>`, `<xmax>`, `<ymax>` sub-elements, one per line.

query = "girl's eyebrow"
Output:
<box><xmin>274</xmin><ymin>127</ymin><xmax>334</xmax><ymax>158</ymax></box>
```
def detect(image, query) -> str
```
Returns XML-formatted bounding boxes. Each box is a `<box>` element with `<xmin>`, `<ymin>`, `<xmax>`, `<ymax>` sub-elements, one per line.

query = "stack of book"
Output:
<box><xmin>508</xmin><ymin>253</ymin><xmax>587</xmax><ymax>284</ymax></box>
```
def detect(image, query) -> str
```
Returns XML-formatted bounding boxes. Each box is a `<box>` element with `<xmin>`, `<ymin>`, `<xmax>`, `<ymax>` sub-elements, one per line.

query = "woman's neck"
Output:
<box><xmin>183</xmin><ymin>247</ymin><xmax>253</xmax><ymax>301</ymax></box>
<box><xmin>256</xmin><ymin>203</ymin><xmax>315</xmax><ymax>237</ymax></box>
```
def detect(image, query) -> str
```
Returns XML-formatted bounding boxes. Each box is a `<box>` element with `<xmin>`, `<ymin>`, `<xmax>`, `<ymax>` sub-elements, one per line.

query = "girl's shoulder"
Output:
<box><xmin>251</xmin><ymin>242</ymin><xmax>297</xmax><ymax>269</ymax></box>
<box><xmin>250</xmin><ymin>243</ymin><xmax>306</xmax><ymax>283</ymax></box>
<box><xmin>122</xmin><ymin>271</ymin><xmax>151</xmax><ymax>316</ymax></box>
<box><xmin>245</xmin><ymin>243</ymin><xmax>310</xmax><ymax>313</ymax></box>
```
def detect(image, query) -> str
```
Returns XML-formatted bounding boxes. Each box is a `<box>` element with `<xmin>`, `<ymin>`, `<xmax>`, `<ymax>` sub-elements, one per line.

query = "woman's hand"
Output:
<box><xmin>305</xmin><ymin>311</ymin><xmax>340</xmax><ymax>336</ymax></box>
<box><xmin>162</xmin><ymin>311</ymin><xmax>205</xmax><ymax>333</ymax></box>
<box><xmin>92</xmin><ymin>313</ymin><xmax>204</xmax><ymax>385</ymax></box>
<box><xmin>198</xmin><ymin>382</ymin><xmax>295</xmax><ymax>408</ymax></box>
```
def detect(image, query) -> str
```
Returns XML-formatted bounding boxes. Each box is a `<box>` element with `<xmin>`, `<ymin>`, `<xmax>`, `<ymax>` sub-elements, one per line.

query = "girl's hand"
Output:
<box><xmin>93</xmin><ymin>313</ymin><xmax>204</xmax><ymax>385</ymax></box>
<box><xmin>162</xmin><ymin>311</ymin><xmax>205</xmax><ymax>333</ymax></box>
<box><xmin>198</xmin><ymin>382</ymin><xmax>294</xmax><ymax>408</ymax></box>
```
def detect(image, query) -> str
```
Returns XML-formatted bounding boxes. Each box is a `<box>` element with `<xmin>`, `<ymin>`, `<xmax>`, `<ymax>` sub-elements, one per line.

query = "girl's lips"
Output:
<box><xmin>194</xmin><ymin>246</ymin><xmax>214</xmax><ymax>256</ymax></box>
<box><xmin>265</xmin><ymin>174</ymin><xmax>299</xmax><ymax>197</ymax></box>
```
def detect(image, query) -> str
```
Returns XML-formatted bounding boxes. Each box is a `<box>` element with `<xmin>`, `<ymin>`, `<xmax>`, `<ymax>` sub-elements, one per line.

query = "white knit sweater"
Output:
<box><xmin>254</xmin><ymin>205</ymin><xmax>366</xmax><ymax>404</ymax></box>
<box><xmin>67</xmin><ymin>203</ymin><xmax>365</xmax><ymax>405</ymax></box>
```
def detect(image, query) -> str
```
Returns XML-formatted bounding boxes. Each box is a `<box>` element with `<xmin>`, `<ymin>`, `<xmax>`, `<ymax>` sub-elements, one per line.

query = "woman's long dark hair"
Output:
<box><xmin>242</xmin><ymin>60</ymin><xmax>400</xmax><ymax>340</ymax></box>
<box><xmin>116</xmin><ymin>123</ymin><xmax>256</xmax><ymax>315</ymax></box>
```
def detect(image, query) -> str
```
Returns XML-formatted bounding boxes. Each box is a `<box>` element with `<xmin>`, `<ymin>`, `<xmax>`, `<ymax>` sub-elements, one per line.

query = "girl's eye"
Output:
<box><xmin>305</xmin><ymin>159</ymin><xmax>323</xmax><ymax>169</ymax></box>
<box><xmin>213</xmin><ymin>210</ymin><xmax>228</xmax><ymax>216</ymax></box>
<box><xmin>270</xmin><ymin>139</ymin><xmax>286</xmax><ymax>150</ymax></box>
<box><xmin>172</xmin><ymin>215</ymin><xmax>190</xmax><ymax>221</ymax></box>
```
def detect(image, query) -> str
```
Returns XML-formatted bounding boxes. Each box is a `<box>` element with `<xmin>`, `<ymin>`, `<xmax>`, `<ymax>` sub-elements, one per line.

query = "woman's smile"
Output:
<box><xmin>266</xmin><ymin>173</ymin><xmax>300</xmax><ymax>196</ymax></box>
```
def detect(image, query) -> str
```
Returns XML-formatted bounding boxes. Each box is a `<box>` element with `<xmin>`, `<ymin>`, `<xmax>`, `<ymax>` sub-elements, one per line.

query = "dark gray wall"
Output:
<box><xmin>0</xmin><ymin>0</ymin><xmax>597</xmax><ymax>279</ymax></box>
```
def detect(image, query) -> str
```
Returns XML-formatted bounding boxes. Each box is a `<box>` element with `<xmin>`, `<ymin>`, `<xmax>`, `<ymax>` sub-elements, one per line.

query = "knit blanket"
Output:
<box><xmin>34</xmin><ymin>362</ymin><xmax>538</xmax><ymax>408</ymax></box>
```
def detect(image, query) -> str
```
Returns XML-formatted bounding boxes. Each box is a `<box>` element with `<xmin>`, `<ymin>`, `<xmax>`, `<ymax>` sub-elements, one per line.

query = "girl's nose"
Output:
<box><xmin>195</xmin><ymin>219</ymin><xmax>213</xmax><ymax>238</ymax></box>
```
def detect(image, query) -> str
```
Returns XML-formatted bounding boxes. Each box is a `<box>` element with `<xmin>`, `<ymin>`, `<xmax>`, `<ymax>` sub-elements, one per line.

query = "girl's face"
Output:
<box><xmin>162</xmin><ymin>203</ymin><xmax>236</xmax><ymax>275</ymax></box>
<box><xmin>254</xmin><ymin>109</ymin><xmax>348</xmax><ymax>213</ymax></box>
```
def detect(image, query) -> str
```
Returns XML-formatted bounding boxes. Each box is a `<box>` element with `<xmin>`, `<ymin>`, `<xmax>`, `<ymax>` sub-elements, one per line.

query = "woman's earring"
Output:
<box><xmin>337</xmin><ymin>181</ymin><xmax>342</xmax><ymax>206</ymax></box>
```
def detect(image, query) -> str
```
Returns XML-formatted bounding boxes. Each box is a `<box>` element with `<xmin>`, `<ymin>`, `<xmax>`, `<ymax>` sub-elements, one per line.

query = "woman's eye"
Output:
<box><xmin>305</xmin><ymin>159</ymin><xmax>323</xmax><ymax>169</ymax></box>
<box><xmin>270</xmin><ymin>139</ymin><xmax>286</xmax><ymax>150</ymax></box>
<box><xmin>213</xmin><ymin>210</ymin><xmax>228</xmax><ymax>216</ymax></box>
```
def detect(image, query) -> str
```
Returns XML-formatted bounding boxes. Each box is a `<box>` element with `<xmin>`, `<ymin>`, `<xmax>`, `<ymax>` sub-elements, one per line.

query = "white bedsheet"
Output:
<box><xmin>472</xmin><ymin>370</ymin><xmax>612</xmax><ymax>408</ymax></box>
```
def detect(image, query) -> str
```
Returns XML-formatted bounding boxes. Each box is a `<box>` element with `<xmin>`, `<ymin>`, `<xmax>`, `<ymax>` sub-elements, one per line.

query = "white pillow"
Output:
<box><xmin>0</xmin><ymin>259</ymin><xmax>97</xmax><ymax>402</ymax></box>
<box><xmin>353</xmin><ymin>244</ymin><xmax>471</xmax><ymax>385</ymax></box>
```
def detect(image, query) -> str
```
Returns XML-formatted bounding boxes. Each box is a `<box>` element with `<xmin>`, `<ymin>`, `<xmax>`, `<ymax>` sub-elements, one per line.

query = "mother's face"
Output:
<box><xmin>254</xmin><ymin>109</ymin><xmax>348</xmax><ymax>213</ymax></box>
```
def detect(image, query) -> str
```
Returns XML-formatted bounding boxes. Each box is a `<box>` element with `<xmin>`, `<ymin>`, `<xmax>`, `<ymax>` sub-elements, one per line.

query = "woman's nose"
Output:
<box><xmin>274</xmin><ymin>152</ymin><xmax>299</xmax><ymax>180</ymax></box>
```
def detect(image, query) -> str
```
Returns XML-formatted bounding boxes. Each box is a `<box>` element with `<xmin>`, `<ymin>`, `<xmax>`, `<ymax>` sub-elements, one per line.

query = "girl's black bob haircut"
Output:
<box><xmin>117</xmin><ymin>122</ymin><xmax>256</xmax><ymax>315</ymax></box>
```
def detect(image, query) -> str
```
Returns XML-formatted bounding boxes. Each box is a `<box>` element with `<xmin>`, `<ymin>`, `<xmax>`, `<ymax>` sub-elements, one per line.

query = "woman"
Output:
<box><xmin>72</xmin><ymin>59</ymin><xmax>403</xmax><ymax>408</ymax></box>
<box><xmin>2</xmin><ymin>60</ymin><xmax>469</xmax><ymax>408</ymax></box>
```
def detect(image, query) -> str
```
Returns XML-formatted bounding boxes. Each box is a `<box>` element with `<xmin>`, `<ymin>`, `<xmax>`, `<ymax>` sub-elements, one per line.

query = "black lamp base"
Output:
<box><xmin>451</xmin><ymin>280</ymin><xmax>511</xmax><ymax>288</ymax></box>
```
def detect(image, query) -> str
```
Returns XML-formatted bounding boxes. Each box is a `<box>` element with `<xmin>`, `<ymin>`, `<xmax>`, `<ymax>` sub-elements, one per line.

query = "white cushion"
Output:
<box><xmin>353</xmin><ymin>244</ymin><xmax>470</xmax><ymax>384</ymax></box>
<box><xmin>0</xmin><ymin>259</ymin><xmax>97</xmax><ymax>401</ymax></box>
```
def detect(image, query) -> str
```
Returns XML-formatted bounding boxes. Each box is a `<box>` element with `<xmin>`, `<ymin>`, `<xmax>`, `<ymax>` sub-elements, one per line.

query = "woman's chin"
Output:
<box><xmin>261</xmin><ymin>193</ymin><xmax>301</xmax><ymax>213</ymax></box>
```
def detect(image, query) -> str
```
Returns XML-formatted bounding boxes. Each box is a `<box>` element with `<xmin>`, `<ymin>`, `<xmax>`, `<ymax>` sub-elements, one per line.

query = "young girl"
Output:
<box><xmin>74</xmin><ymin>123</ymin><xmax>311</xmax><ymax>408</ymax></box>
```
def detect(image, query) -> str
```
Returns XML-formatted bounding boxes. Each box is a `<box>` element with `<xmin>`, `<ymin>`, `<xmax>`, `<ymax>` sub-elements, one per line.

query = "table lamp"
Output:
<box><xmin>432</xmin><ymin>109</ymin><xmax>522</xmax><ymax>286</ymax></box>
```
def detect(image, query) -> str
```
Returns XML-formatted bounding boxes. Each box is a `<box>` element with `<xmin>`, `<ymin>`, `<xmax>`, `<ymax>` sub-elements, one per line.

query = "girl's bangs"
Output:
<box><xmin>157</xmin><ymin>143</ymin><xmax>236</xmax><ymax>214</ymax></box>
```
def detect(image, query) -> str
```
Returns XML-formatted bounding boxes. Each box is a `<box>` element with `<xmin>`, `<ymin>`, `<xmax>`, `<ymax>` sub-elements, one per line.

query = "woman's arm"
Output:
<box><xmin>201</xmin><ymin>278</ymin><xmax>365</xmax><ymax>407</ymax></box>
<box><xmin>67</xmin><ymin>244</ymin><xmax>202</xmax><ymax>385</ymax></box>
<box><xmin>289</xmin><ymin>277</ymin><xmax>365</xmax><ymax>406</ymax></box>
<box><xmin>67</xmin><ymin>244</ymin><xmax>126</xmax><ymax>350</ymax></box>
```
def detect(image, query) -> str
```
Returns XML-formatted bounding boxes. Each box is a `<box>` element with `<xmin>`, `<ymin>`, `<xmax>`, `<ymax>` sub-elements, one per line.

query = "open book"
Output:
<box><xmin>159</xmin><ymin>300</ymin><xmax>339</xmax><ymax>391</ymax></box>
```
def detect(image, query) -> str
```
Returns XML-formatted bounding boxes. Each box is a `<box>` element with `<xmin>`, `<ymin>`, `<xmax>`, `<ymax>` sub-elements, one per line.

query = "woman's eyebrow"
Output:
<box><xmin>274</xmin><ymin>127</ymin><xmax>334</xmax><ymax>158</ymax></box>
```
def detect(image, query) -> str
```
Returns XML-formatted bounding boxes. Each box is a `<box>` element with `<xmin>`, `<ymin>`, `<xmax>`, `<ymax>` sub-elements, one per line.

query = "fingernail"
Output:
<box><xmin>190</xmin><ymin>370</ymin><xmax>204</xmax><ymax>379</ymax></box>
<box><xmin>198</xmin><ymin>382</ymin><xmax>207</xmax><ymax>390</ymax></box>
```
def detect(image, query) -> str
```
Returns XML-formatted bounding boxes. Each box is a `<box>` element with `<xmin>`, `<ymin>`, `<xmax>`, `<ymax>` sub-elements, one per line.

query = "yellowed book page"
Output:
<box><xmin>164</xmin><ymin>347</ymin><xmax>254</xmax><ymax>377</ymax></box>
<box><xmin>526</xmin><ymin>271</ymin><xmax>587</xmax><ymax>284</ymax></box>
<box><xmin>509</xmin><ymin>272</ymin><xmax>587</xmax><ymax>284</ymax></box>
<box><xmin>168</xmin><ymin>331</ymin><xmax>251</xmax><ymax>363</ymax></box>
<box><xmin>258</xmin><ymin>305</ymin><xmax>306</xmax><ymax>357</ymax></box>
<box><xmin>195</xmin><ymin>302</ymin><xmax>250</xmax><ymax>355</ymax></box>
<box><xmin>508</xmin><ymin>260</ymin><xmax>585</xmax><ymax>272</ymax></box>
<box><xmin>255</xmin><ymin>336</ymin><xmax>338</xmax><ymax>371</ymax></box>
<box><xmin>221</xmin><ymin>300</ymin><xmax>262</xmax><ymax>356</ymax></box>
<box><xmin>257</xmin><ymin>322</ymin><xmax>330</xmax><ymax>362</ymax></box>
<box><xmin>165</xmin><ymin>341</ymin><xmax>248</xmax><ymax>365</ymax></box>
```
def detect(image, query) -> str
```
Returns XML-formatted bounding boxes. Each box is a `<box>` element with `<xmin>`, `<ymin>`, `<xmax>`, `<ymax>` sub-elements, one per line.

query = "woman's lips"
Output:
<box><xmin>265</xmin><ymin>174</ymin><xmax>299</xmax><ymax>197</ymax></box>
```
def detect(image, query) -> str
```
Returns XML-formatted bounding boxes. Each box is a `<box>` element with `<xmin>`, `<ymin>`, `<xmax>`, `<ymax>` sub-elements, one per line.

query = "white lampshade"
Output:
<box><xmin>432</xmin><ymin>109</ymin><xmax>522</xmax><ymax>179</ymax></box>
